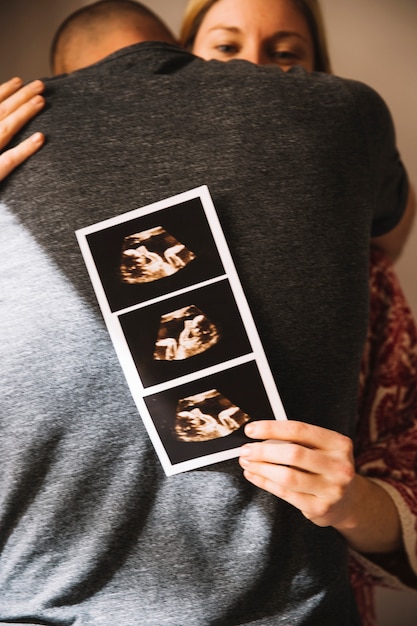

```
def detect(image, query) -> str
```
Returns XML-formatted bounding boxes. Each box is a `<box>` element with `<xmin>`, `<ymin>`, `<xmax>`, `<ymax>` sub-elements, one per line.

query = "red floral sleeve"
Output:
<box><xmin>349</xmin><ymin>247</ymin><xmax>417</xmax><ymax>625</ymax></box>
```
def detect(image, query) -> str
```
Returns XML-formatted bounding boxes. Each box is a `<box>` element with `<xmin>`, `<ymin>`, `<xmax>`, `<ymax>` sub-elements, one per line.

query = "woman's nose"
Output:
<box><xmin>240</xmin><ymin>43</ymin><xmax>269</xmax><ymax>66</ymax></box>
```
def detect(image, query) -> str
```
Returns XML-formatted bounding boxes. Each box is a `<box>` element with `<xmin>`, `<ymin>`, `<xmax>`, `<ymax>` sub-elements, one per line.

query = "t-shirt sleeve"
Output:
<box><xmin>347</xmin><ymin>80</ymin><xmax>409</xmax><ymax>237</ymax></box>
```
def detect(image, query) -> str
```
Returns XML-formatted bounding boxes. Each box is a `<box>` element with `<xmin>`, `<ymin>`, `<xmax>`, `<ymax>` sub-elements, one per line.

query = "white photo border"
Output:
<box><xmin>76</xmin><ymin>185</ymin><xmax>287</xmax><ymax>475</ymax></box>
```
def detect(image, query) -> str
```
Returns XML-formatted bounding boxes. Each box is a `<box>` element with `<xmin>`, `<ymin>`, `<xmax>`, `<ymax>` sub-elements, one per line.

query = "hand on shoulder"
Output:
<box><xmin>0</xmin><ymin>77</ymin><xmax>45</xmax><ymax>181</ymax></box>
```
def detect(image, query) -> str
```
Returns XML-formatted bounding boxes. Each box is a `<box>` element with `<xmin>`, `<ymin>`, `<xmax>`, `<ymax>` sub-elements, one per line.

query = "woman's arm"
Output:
<box><xmin>351</xmin><ymin>247</ymin><xmax>417</xmax><ymax>584</ymax></box>
<box><xmin>372</xmin><ymin>184</ymin><xmax>416</xmax><ymax>262</ymax></box>
<box><xmin>239</xmin><ymin>420</ymin><xmax>402</xmax><ymax>554</ymax></box>
<box><xmin>0</xmin><ymin>77</ymin><xmax>46</xmax><ymax>181</ymax></box>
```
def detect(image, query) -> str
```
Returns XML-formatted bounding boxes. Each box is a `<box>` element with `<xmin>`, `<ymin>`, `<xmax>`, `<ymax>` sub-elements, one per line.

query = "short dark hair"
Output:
<box><xmin>50</xmin><ymin>0</ymin><xmax>174</xmax><ymax>73</ymax></box>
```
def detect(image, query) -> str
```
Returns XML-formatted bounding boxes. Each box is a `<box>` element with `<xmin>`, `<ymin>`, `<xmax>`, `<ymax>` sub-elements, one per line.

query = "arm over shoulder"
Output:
<box><xmin>348</xmin><ymin>80</ymin><xmax>415</xmax><ymax>261</ymax></box>
<box><xmin>372</xmin><ymin>184</ymin><xmax>415</xmax><ymax>262</ymax></box>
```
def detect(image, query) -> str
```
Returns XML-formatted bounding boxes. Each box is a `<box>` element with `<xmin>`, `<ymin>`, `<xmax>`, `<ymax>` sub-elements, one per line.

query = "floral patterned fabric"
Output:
<box><xmin>350</xmin><ymin>247</ymin><xmax>417</xmax><ymax>625</ymax></box>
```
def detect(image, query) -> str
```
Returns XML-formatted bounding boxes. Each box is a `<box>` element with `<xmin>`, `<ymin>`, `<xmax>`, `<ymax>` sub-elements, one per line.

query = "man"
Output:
<box><xmin>0</xmin><ymin>1</ymin><xmax>411</xmax><ymax>624</ymax></box>
<box><xmin>50</xmin><ymin>0</ymin><xmax>176</xmax><ymax>74</ymax></box>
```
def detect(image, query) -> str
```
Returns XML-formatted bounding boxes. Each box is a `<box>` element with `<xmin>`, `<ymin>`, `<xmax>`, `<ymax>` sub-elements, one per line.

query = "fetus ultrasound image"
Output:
<box><xmin>153</xmin><ymin>305</ymin><xmax>220</xmax><ymax>361</ymax></box>
<box><xmin>174</xmin><ymin>389</ymin><xmax>250</xmax><ymax>442</ymax></box>
<box><xmin>119</xmin><ymin>226</ymin><xmax>195</xmax><ymax>284</ymax></box>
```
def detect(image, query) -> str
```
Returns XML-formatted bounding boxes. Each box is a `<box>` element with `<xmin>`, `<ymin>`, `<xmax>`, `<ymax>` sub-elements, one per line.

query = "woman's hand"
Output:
<box><xmin>0</xmin><ymin>77</ymin><xmax>45</xmax><ymax>181</ymax></box>
<box><xmin>240</xmin><ymin>420</ymin><xmax>356</xmax><ymax>527</ymax></box>
<box><xmin>239</xmin><ymin>420</ymin><xmax>402</xmax><ymax>554</ymax></box>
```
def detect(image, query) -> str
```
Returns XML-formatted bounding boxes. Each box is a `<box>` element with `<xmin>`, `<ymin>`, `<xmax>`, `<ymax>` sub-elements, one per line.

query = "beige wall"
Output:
<box><xmin>0</xmin><ymin>1</ymin><xmax>416</xmax><ymax>623</ymax></box>
<box><xmin>0</xmin><ymin>0</ymin><xmax>188</xmax><ymax>81</ymax></box>
<box><xmin>320</xmin><ymin>0</ymin><xmax>417</xmax><ymax>322</ymax></box>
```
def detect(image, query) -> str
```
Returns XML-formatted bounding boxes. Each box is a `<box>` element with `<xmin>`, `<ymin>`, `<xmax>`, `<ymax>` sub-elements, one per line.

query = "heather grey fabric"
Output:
<box><xmin>0</xmin><ymin>42</ymin><xmax>408</xmax><ymax>625</ymax></box>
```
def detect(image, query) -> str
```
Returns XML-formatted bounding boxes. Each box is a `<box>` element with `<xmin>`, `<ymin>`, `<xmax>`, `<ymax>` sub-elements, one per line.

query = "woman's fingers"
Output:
<box><xmin>239</xmin><ymin>420</ymin><xmax>356</xmax><ymax>526</ymax></box>
<box><xmin>239</xmin><ymin>461</ymin><xmax>323</xmax><ymax>515</ymax></box>
<box><xmin>0</xmin><ymin>132</ymin><xmax>45</xmax><ymax>181</ymax></box>
<box><xmin>0</xmin><ymin>95</ymin><xmax>45</xmax><ymax>148</ymax></box>
<box><xmin>244</xmin><ymin>419</ymin><xmax>350</xmax><ymax>451</ymax></box>
<box><xmin>0</xmin><ymin>79</ymin><xmax>45</xmax><ymax>148</ymax></box>
<box><xmin>0</xmin><ymin>78</ymin><xmax>46</xmax><ymax>180</ymax></box>
<box><xmin>240</xmin><ymin>437</ymin><xmax>353</xmax><ymax>478</ymax></box>
<box><xmin>0</xmin><ymin>77</ymin><xmax>24</xmax><ymax>102</ymax></box>
<box><xmin>0</xmin><ymin>78</ymin><xmax>45</xmax><ymax>120</ymax></box>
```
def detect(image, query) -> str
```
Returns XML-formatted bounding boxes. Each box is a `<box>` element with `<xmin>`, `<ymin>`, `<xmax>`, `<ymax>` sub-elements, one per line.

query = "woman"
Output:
<box><xmin>0</xmin><ymin>1</ymin><xmax>416</xmax><ymax>621</ymax></box>
<box><xmin>181</xmin><ymin>0</ymin><xmax>330</xmax><ymax>71</ymax></box>
<box><xmin>179</xmin><ymin>1</ymin><xmax>417</xmax><ymax>624</ymax></box>
<box><xmin>181</xmin><ymin>0</ymin><xmax>415</xmax><ymax>259</ymax></box>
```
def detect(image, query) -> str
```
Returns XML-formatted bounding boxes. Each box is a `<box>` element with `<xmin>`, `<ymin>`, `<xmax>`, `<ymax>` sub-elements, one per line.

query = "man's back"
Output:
<box><xmin>0</xmin><ymin>42</ymin><xmax>406</xmax><ymax>624</ymax></box>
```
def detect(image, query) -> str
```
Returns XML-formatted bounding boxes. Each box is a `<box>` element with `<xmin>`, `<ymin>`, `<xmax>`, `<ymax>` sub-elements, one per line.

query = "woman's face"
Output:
<box><xmin>192</xmin><ymin>0</ymin><xmax>315</xmax><ymax>71</ymax></box>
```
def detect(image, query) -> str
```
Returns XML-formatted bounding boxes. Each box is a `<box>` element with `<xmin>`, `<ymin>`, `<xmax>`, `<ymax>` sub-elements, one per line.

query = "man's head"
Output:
<box><xmin>51</xmin><ymin>0</ymin><xmax>177</xmax><ymax>75</ymax></box>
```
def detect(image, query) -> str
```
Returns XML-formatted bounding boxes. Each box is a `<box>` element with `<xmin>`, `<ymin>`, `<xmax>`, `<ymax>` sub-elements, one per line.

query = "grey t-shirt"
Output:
<box><xmin>0</xmin><ymin>42</ymin><xmax>408</xmax><ymax>625</ymax></box>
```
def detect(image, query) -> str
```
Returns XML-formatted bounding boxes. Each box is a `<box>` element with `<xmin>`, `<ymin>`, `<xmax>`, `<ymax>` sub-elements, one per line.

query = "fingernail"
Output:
<box><xmin>11</xmin><ymin>77</ymin><xmax>23</xmax><ymax>87</ymax></box>
<box><xmin>245</xmin><ymin>423</ymin><xmax>256</xmax><ymax>437</ymax></box>
<box><xmin>31</xmin><ymin>95</ymin><xmax>44</xmax><ymax>105</ymax></box>
<box><xmin>240</xmin><ymin>445</ymin><xmax>252</xmax><ymax>458</ymax></box>
<box><xmin>30</xmin><ymin>132</ymin><xmax>44</xmax><ymax>143</ymax></box>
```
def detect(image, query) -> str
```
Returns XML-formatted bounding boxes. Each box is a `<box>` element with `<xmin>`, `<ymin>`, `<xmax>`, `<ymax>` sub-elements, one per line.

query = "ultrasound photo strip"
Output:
<box><xmin>76</xmin><ymin>185</ymin><xmax>287</xmax><ymax>475</ymax></box>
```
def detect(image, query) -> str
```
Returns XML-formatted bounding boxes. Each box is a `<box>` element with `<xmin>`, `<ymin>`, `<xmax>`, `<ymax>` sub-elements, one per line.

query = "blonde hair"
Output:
<box><xmin>180</xmin><ymin>0</ymin><xmax>332</xmax><ymax>73</ymax></box>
